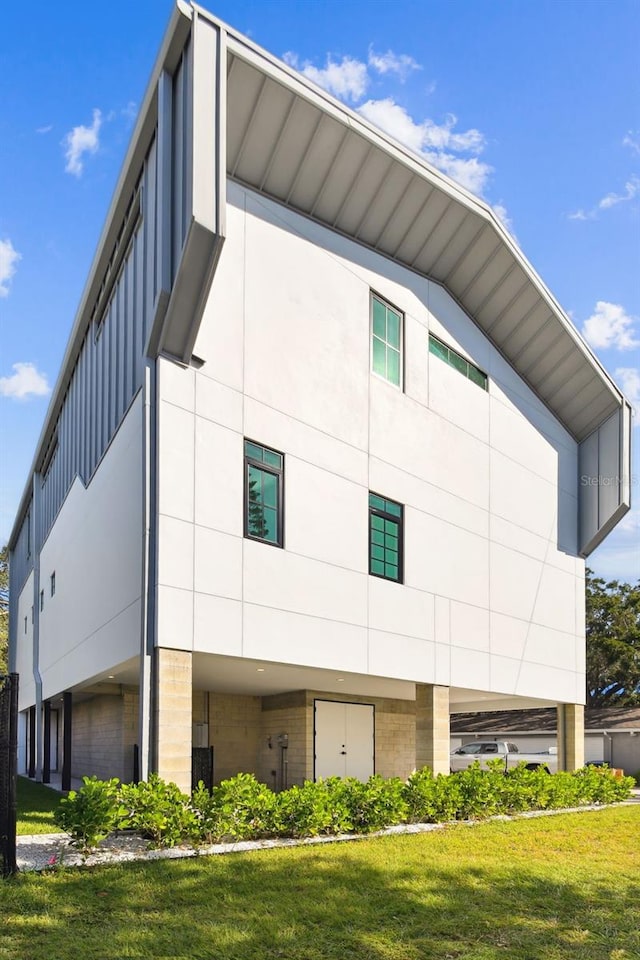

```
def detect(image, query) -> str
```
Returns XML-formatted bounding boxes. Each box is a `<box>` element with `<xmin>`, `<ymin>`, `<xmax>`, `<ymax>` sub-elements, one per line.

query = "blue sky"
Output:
<box><xmin>0</xmin><ymin>0</ymin><xmax>638</xmax><ymax>581</ymax></box>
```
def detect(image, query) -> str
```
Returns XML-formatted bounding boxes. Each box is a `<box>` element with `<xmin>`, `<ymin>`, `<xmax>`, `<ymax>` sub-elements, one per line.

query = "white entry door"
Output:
<box><xmin>314</xmin><ymin>700</ymin><xmax>374</xmax><ymax>782</ymax></box>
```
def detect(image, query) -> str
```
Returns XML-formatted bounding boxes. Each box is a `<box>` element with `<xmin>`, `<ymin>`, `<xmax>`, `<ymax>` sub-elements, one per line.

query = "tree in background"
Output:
<box><xmin>586</xmin><ymin>568</ymin><xmax>640</xmax><ymax>707</ymax></box>
<box><xmin>0</xmin><ymin>546</ymin><xmax>8</xmax><ymax>674</ymax></box>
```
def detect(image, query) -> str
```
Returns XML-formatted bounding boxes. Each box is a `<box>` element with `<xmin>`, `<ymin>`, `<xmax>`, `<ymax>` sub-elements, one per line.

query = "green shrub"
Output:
<box><xmin>454</xmin><ymin>760</ymin><xmax>507</xmax><ymax>819</ymax></box>
<box><xmin>190</xmin><ymin>781</ymin><xmax>219</xmax><ymax>844</ymax></box>
<box><xmin>51</xmin><ymin>764</ymin><xmax>636</xmax><ymax>852</ymax></box>
<box><xmin>273</xmin><ymin>779</ymin><xmax>345</xmax><ymax>838</ymax></box>
<box><xmin>327</xmin><ymin>775</ymin><xmax>408</xmax><ymax>833</ymax></box>
<box><xmin>54</xmin><ymin>776</ymin><xmax>124</xmax><ymax>851</ymax></box>
<box><xmin>119</xmin><ymin>775</ymin><xmax>198</xmax><ymax>847</ymax></box>
<box><xmin>207</xmin><ymin>773</ymin><xmax>277</xmax><ymax>842</ymax></box>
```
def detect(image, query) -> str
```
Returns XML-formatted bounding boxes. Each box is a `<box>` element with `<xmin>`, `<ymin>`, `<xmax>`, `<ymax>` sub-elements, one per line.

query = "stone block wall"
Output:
<box><xmin>208</xmin><ymin>692</ymin><xmax>262</xmax><ymax>784</ymax></box>
<box><xmin>71</xmin><ymin>685</ymin><xmax>138</xmax><ymax>782</ymax></box>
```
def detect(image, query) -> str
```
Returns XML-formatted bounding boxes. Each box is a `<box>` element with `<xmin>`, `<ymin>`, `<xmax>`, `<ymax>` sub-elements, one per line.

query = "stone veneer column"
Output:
<box><xmin>557</xmin><ymin>703</ymin><xmax>585</xmax><ymax>771</ymax></box>
<box><xmin>415</xmin><ymin>684</ymin><xmax>450</xmax><ymax>775</ymax></box>
<box><xmin>154</xmin><ymin>648</ymin><xmax>192</xmax><ymax>793</ymax></box>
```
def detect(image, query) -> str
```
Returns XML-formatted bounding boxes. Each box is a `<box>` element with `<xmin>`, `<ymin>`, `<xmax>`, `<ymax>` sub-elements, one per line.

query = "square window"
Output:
<box><xmin>371</xmin><ymin>293</ymin><xmax>403</xmax><ymax>388</ymax></box>
<box><xmin>244</xmin><ymin>440</ymin><xmax>284</xmax><ymax>548</ymax></box>
<box><xmin>369</xmin><ymin>492</ymin><xmax>403</xmax><ymax>583</ymax></box>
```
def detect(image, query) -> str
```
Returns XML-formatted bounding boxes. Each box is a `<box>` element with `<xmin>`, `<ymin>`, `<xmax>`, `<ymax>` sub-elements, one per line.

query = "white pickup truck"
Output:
<box><xmin>450</xmin><ymin>740</ymin><xmax>557</xmax><ymax>774</ymax></box>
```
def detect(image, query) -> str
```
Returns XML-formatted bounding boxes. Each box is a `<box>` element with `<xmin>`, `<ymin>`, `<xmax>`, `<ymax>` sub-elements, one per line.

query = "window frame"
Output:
<box><xmin>370</xmin><ymin>292</ymin><xmax>404</xmax><ymax>390</ymax></box>
<box><xmin>368</xmin><ymin>492</ymin><xmax>404</xmax><ymax>584</ymax></box>
<box><xmin>243</xmin><ymin>439</ymin><xmax>285</xmax><ymax>549</ymax></box>
<box><xmin>428</xmin><ymin>333</ymin><xmax>488</xmax><ymax>391</ymax></box>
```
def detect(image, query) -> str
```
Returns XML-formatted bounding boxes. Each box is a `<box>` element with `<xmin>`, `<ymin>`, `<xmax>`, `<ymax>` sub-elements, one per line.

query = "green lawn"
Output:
<box><xmin>16</xmin><ymin>776</ymin><xmax>63</xmax><ymax>835</ymax></box>
<box><xmin>3</xmin><ymin>805</ymin><xmax>639</xmax><ymax>960</ymax></box>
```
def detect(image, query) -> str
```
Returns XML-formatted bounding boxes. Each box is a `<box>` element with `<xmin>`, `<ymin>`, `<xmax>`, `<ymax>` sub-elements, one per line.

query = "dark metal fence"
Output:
<box><xmin>192</xmin><ymin>746</ymin><xmax>214</xmax><ymax>792</ymax></box>
<box><xmin>0</xmin><ymin>673</ymin><xmax>18</xmax><ymax>877</ymax></box>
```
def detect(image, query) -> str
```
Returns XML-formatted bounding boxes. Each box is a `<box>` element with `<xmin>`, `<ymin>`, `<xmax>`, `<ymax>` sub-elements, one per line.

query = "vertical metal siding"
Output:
<box><xmin>21</xmin><ymin>135</ymin><xmax>159</xmax><ymax>550</ymax></box>
<box><xmin>171</xmin><ymin>40</ymin><xmax>192</xmax><ymax>281</ymax></box>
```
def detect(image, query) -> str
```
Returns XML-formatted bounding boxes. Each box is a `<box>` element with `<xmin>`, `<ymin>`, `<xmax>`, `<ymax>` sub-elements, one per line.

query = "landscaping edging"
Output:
<box><xmin>16</xmin><ymin>800</ymin><xmax>635</xmax><ymax>874</ymax></box>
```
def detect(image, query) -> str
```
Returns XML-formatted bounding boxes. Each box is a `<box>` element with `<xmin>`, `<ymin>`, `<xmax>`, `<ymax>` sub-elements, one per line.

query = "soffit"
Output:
<box><xmin>225</xmin><ymin>46</ymin><xmax>622</xmax><ymax>442</ymax></box>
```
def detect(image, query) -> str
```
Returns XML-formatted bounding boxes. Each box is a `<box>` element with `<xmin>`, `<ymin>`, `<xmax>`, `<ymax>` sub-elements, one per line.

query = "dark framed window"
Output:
<box><xmin>244</xmin><ymin>440</ymin><xmax>284</xmax><ymax>547</ymax></box>
<box><xmin>40</xmin><ymin>590</ymin><xmax>44</xmax><ymax>612</ymax></box>
<box><xmin>429</xmin><ymin>333</ymin><xmax>488</xmax><ymax>390</ymax></box>
<box><xmin>371</xmin><ymin>293</ymin><xmax>403</xmax><ymax>388</ymax></box>
<box><xmin>50</xmin><ymin>572</ymin><xmax>56</xmax><ymax>597</ymax></box>
<box><xmin>369</xmin><ymin>493</ymin><xmax>403</xmax><ymax>583</ymax></box>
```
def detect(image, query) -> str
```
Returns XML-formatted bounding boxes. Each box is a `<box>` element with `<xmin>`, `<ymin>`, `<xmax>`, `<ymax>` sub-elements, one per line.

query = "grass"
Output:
<box><xmin>2</xmin><ymin>805</ymin><xmax>639</xmax><ymax>959</ymax></box>
<box><xmin>16</xmin><ymin>776</ymin><xmax>63</xmax><ymax>835</ymax></box>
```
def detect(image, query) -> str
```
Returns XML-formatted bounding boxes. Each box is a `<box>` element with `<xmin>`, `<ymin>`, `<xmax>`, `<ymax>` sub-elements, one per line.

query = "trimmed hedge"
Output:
<box><xmin>55</xmin><ymin>762</ymin><xmax>635</xmax><ymax>851</ymax></box>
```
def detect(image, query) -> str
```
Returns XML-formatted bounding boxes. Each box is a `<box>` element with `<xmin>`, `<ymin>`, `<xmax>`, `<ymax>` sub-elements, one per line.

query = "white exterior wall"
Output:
<box><xmin>15</xmin><ymin>571</ymin><xmax>35</xmax><ymax>710</ymax></box>
<box><xmin>156</xmin><ymin>180</ymin><xmax>584</xmax><ymax>704</ymax></box>
<box><xmin>33</xmin><ymin>395</ymin><xmax>143</xmax><ymax>704</ymax></box>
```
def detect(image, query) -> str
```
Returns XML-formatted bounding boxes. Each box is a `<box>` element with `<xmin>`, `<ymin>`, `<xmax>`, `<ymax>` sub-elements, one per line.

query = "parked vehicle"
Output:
<box><xmin>450</xmin><ymin>740</ymin><xmax>557</xmax><ymax>774</ymax></box>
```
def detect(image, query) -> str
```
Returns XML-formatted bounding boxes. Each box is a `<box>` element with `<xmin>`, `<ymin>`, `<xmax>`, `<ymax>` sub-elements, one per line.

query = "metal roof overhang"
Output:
<box><xmin>224</xmin><ymin>32</ymin><xmax>626</xmax><ymax>444</ymax></box>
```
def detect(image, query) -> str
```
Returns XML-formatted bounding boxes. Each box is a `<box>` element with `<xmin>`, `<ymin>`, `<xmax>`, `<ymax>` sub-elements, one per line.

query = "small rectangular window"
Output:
<box><xmin>244</xmin><ymin>440</ymin><xmax>284</xmax><ymax>547</ymax></box>
<box><xmin>429</xmin><ymin>333</ymin><xmax>487</xmax><ymax>390</ymax></box>
<box><xmin>371</xmin><ymin>293</ymin><xmax>403</xmax><ymax>388</ymax></box>
<box><xmin>369</xmin><ymin>493</ymin><xmax>403</xmax><ymax>583</ymax></box>
<box><xmin>40</xmin><ymin>590</ymin><xmax>44</xmax><ymax>612</ymax></box>
<box><xmin>50</xmin><ymin>572</ymin><xmax>56</xmax><ymax>597</ymax></box>
<box><xmin>24</xmin><ymin>616</ymin><xmax>27</xmax><ymax>635</ymax></box>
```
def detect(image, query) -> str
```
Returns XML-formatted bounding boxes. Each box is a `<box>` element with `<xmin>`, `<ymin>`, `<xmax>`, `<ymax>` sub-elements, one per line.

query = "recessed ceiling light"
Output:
<box><xmin>107</xmin><ymin>675</ymin><xmax>115</xmax><ymax>679</ymax></box>
<box><xmin>256</xmin><ymin>668</ymin><xmax>265</xmax><ymax>672</ymax></box>
<box><xmin>337</xmin><ymin>678</ymin><xmax>345</xmax><ymax>682</ymax></box>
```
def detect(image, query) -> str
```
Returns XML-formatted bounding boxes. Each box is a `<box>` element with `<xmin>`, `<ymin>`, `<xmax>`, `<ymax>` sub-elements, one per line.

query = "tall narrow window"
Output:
<box><xmin>50</xmin><ymin>572</ymin><xmax>56</xmax><ymax>597</ymax></box>
<box><xmin>24</xmin><ymin>616</ymin><xmax>27</xmax><ymax>635</ymax></box>
<box><xmin>371</xmin><ymin>293</ymin><xmax>402</xmax><ymax>388</ymax></box>
<box><xmin>369</xmin><ymin>493</ymin><xmax>403</xmax><ymax>583</ymax></box>
<box><xmin>40</xmin><ymin>590</ymin><xmax>44</xmax><ymax>612</ymax></box>
<box><xmin>244</xmin><ymin>440</ymin><xmax>284</xmax><ymax>547</ymax></box>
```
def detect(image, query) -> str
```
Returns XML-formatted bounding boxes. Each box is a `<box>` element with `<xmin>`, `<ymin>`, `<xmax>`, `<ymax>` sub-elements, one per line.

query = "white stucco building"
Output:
<box><xmin>9</xmin><ymin>3</ymin><xmax>632</xmax><ymax>794</ymax></box>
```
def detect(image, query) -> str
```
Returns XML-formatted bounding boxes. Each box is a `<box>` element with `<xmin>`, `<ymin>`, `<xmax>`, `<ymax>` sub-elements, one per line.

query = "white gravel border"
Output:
<box><xmin>15</xmin><ymin>799</ymin><xmax>638</xmax><ymax>873</ymax></box>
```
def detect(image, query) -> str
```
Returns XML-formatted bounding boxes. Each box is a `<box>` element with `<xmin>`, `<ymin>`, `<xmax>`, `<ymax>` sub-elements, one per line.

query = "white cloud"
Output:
<box><xmin>367</xmin><ymin>47</ymin><xmax>421</xmax><ymax>81</ymax></box>
<box><xmin>569</xmin><ymin>175</ymin><xmax>640</xmax><ymax>220</ymax></box>
<box><xmin>36</xmin><ymin>124</ymin><xmax>53</xmax><ymax>134</ymax></box>
<box><xmin>358</xmin><ymin>98</ymin><xmax>491</xmax><ymax>195</ymax></box>
<box><xmin>582</xmin><ymin>301</ymin><xmax>639</xmax><ymax>351</ymax></box>
<box><xmin>293</xmin><ymin>54</ymin><xmax>369</xmax><ymax>101</ymax></box>
<box><xmin>283</xmin><ymin>48</ymin><xmax>491</xmax><ymax>196</ymax></box>
<box><xmin>122</xmin><ymin>101</ymin><xmax>137</xmax><ymax>124</ymax></box>
<box><xmin>63</xmin><ymin>108</ymin><xmax>102</xmax><ymax>177</ymax></box>
<box><xmin>622</xmin><ymin>131</ymin><xmax>640</xmax><ymax>155</ymax></box>
<box><xmin>0</xmin><ymin>363</ymin><xmax>50</xmax><ymax>400</ymax></box>
<box><xmin>598</xmin><ymin>175</ymin><xmax>640</xmax><ymax>210</ymax></box>
<box><xmin>568</xmin><ymin>208</ymin><xmax>592</xmax><ymax>221</ymax></box>
<box><xmin>0</xmin><ymin>238</ymin><xmax>21</xmax><ymax>298</ymax></box>
<box><xmin>492</xmin><ymin>203</ymin><xmax>518</xmax><ymax>241</ymax></box>
<box><xmin>614</xmin><ymin>367</ymin><xmax>640</xmax><ymax>419</ymax></box>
